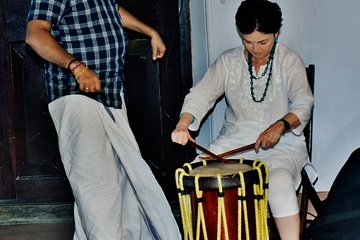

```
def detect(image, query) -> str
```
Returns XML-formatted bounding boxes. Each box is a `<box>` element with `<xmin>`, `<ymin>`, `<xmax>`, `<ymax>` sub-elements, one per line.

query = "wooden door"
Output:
<box><xmin>0</xmin><ymin>0</ymin><xmax>193</xmax><ymax>204</ymax></box>
<box><xmin>0</xmin><ymin>0</ymin><xmax>72</xmax><ymax>202</ymax></box>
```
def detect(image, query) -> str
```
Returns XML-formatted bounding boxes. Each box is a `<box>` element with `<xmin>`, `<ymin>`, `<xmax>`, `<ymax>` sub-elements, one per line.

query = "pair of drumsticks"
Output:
<box><xmin>188</xmin><ymin>141</ymin><xmax>256</xmax><ymax>162</ymax></box>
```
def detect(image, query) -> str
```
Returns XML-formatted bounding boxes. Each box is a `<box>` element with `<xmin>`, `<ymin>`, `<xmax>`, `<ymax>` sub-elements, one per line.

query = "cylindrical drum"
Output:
<box><xmin>175</xmin><ymin>159</ymin><xmax>269</xmax><ymax>240</ymax></box>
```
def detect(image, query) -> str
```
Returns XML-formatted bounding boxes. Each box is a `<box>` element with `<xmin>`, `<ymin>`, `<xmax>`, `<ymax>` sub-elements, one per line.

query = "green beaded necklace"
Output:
<box><xmin>247</xmin><ymin>43</ymin><xmax>276</xmax><ymax>103</ymax></box>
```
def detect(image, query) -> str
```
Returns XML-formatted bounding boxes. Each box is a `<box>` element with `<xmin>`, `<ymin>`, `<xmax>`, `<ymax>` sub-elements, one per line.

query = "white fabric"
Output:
<box><xmin>182</xmin><ymin>43</ymin><xmax>314</xmax><ymax>217</ymax></box>
<box><xmin>49</xmin><ymin>95</ymin><xmax>181</xmax><ymax>240</ymax></box>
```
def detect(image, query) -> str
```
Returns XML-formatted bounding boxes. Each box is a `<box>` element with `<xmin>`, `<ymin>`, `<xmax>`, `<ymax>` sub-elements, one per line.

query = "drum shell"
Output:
<box><xmin>182</xmin><ymin>160</ymin><xmax>265</xmax><ymax>240</ymax></box>
<box><xmin>188</xmin><ymin>186</ymin><xmax>256</xmax><ymax>240</ymax></box>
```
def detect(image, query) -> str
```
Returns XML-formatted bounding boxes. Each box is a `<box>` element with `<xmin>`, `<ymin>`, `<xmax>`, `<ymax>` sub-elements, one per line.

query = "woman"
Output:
<box><xmin>171</xmin><ymin>0</ymin><xmax>314</xmax><ymax>239</ymax></box>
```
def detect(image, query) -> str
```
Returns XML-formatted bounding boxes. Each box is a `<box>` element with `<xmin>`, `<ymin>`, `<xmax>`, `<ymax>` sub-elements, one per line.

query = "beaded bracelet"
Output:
<box><xmin>67</xmin><ymin>58</ymin><xmax>78</xmax><ymax>70</ymax></box>
<box><xmin>75</xmin><ymin>65</ymin><xmax>88</xmax><ymax>80</ymax></box>
<box><xmin>71</xmin><ymin>62</ymin><xmax>85</xmax><ymax>73</ymax></box>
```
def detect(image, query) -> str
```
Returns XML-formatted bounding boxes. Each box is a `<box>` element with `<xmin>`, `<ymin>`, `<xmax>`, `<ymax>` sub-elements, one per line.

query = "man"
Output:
<box><xmin>26</xmin><ymin>1</ymin><xmax>180</xmax><ymax>239</ymax></box>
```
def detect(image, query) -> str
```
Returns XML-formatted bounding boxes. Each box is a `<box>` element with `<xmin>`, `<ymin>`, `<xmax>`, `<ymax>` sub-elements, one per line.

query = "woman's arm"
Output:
<box><xmin>254</xmin><ymin>112</ymin><xmax>301</xmax><ymax>152</ymax></box>
<box><xmin>255</xmin><ymin>54</ymin><xmax>312</xmax><ymax>152</ymax></box>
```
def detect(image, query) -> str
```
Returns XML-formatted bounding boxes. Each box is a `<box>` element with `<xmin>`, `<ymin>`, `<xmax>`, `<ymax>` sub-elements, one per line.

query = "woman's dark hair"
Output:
<box><xmin>235</xmin><ymin>0</ymin><xmax>282</xmax><ymax>34</ymax></box>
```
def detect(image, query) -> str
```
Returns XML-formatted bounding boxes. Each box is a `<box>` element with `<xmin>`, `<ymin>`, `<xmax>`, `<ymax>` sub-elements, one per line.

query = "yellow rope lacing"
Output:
<box><xmin>238</xmin><ymin>171</ymin><xmax>251</xmax><ymax>240</ymax></box>
<box><xmin>237</xmin><ymin>184</ymin><xmax>243</xmax><ymax>240</ymax></box>
<box><xmin>252</xmin><ymin>159</ymin><xmax>269</xmax><ymax>240</ymax></box>
<box><xmin>176</xmin><ymin>166</ymin><xmax>193</xmax><ymax>240</ymax></box>
<box><xmin>176</xmin><ymin>160</ymin><xmax>269</xmax><ymax>240</ymax></box>
<box><xmin>194</xmin><ymin>174</ymin><xmax>208</xmax><ymax>240</ymax></box>
<box><xmin>256</xmin><ymin>160</ymin><xmax>269</xmax><ymax>240</ymax></box>
<box><xmin>216</xmin><ymin>174</ymin><xmax>230</xmax><ymax>240</ymax></box>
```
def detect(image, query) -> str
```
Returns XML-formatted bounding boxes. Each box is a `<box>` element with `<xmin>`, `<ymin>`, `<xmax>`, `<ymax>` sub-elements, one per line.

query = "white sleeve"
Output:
<box><xmin>181</xmin><ymin>53</ymin><xmax>229</xmax><ymax>131</ymax></box>
<box><xmin>286</xmin><ymin>55</ymin><xmax>314</xmax><ymax>135</ymax></box>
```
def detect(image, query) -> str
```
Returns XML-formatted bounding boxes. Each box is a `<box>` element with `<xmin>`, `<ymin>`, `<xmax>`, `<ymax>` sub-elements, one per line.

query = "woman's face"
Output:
<box><xmin>242</xmin><ymin>31</ymin><xmax>278</xmax><ymax>61</ymax></box>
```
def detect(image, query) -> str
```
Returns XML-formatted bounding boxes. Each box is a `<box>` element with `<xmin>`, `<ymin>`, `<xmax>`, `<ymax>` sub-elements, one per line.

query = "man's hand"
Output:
<box><xmin>150</xmin><ymin>31</ymin><xmax>166</xmax><ymax>60</ymax></box>
<box><xmin>70</xmin><ymin>61</ymin><xmax>101</xmax><ymax>93</ymax></box>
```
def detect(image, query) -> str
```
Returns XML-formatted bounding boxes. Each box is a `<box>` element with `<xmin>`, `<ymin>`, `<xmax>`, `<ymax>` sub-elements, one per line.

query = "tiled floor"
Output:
<box><xmin>0</xmin><ymin>220</ymin><xmax>301</xmax><ymax>240</ymax></box>
<box><xmin>0</xmin><ymin>203</ymin><xmax>74</xmax><ymax>240</ymax></box>
<box><xmin>0</xmin><ymin>223</ymin><xmax>74</xmax><ymax>240</ymax></box>
<box><xmin>0</xmin><ymin>222</ymin><xmax>278</xmax><ymax>240</ymax></box>
<box><xmin>0</xmin><ymin>193</ymin><xmax>328</xmax><ymax>240</ymax></box>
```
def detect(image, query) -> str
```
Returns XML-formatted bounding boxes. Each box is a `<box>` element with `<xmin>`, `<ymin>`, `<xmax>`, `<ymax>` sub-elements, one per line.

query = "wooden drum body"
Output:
<box><xmin>175</xmin><ymin>159</ymin><xmax>269</xmax><ymax>240</ymax></box>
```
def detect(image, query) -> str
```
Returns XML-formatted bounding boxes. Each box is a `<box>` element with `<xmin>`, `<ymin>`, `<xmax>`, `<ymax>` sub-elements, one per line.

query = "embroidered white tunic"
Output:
<box><xmin>182</xmin><ymin>43</ymin><xmax>314</xmax><ymax>217</ymax></box>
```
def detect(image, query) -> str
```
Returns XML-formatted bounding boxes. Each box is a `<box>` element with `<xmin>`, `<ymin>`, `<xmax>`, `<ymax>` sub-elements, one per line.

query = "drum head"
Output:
<box><xmin>183</xmin><ymin>160</ymin><xmax>261</xmax><ymax>190</ymax></box>
<box><xmin>188</xmin><ymin>162</ymin><xmax>252</xmax><ymax>177</ymax></box>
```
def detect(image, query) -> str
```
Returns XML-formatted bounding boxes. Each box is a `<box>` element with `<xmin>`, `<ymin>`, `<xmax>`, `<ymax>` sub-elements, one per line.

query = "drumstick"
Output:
<box><xmin>187</xmin><ymin>141</ymin><xmax>225</xmax><ymax>161</ymax></box>
<box><xmin>199</xmin><ymin>143</ymin><xmax>256</xmax><ymax>160</ymax></box>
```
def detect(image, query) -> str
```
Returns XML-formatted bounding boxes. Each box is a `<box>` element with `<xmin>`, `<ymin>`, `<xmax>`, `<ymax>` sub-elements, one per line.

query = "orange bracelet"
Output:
<box><xmin>75</xmin><ymin>65</ymin><xmax>88</xmax><ymax>80</ymax></box>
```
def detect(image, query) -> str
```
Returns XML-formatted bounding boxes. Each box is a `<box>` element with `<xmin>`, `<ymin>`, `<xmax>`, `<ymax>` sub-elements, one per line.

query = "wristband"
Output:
<box><xmin>279</xmin><ymin>118</ymin><xmax>290</xmax><ymax>133</ymax></box>
<box><xmin>67</xmin><ymin>58</ymin><xmax>78</xmax><ymax>70</ymax></box>
<box><xmin>71</xmin><ymin>62</ymin><xmax>85</xmax><ymax>72</ymax></box>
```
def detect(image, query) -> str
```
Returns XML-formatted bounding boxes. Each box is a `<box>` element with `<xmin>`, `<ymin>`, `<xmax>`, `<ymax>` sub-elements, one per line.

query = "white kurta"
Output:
<box><xmin>49</xmin><ymin>95</ymin><xmax>181</xmax><ymax>240</ymax></box>
<box><xmin>182</xmin><ymin>43</ymin><xmax>314</xmax><ymax>217</ymax></box>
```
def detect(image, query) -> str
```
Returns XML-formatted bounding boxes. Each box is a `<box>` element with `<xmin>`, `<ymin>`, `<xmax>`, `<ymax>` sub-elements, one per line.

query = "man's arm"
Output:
<box><xmin>118</xmin><ymin>7</ymin><xmax>166</xmax><ymax>60</ymax></box>
<box><xmin>25</xmin><ymin>20</ymin><xmax>75</xmax><ymax>69</ymax></box>
<box><xmin>25</xmin><ymin>20</ymin><xmax>101</xmax><ymax>92</ymax></box>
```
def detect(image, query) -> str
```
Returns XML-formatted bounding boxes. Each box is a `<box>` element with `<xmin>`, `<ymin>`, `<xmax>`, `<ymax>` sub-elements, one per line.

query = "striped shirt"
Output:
<box><xmin>27</xmin><ymin>0</ymin><xmax>128</xmax><ymax>109</ymax></box>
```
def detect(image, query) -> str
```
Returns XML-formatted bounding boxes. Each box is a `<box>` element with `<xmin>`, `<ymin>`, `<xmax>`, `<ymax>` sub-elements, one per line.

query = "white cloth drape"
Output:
<box><xmin>49</xmin><ymin>95</ymin><xmax>181</xmax><ymax>240</ymax></box>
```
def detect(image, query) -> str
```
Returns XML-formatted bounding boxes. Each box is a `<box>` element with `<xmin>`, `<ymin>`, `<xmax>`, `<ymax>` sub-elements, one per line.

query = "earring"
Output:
<box><xmin>274</xmin><ymin>37</ymin><xmax>278</xmax><ymax>43</ymax></box>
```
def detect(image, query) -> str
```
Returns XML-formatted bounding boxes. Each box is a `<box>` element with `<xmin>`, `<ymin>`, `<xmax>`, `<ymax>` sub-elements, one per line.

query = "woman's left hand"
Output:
<box><xmin>255</xmin><ymin>121</ymin><xmax>284</xmax><ymax>153</ymax></box>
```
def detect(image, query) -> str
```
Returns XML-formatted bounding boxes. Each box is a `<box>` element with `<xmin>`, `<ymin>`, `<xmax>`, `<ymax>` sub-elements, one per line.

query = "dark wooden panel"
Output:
<box><xmin>16</xmin><ymin>165</ymin><xmax>73</xmax><ymax>201</ymax></box>
<box><xmin>4</xmin><ymin>0</ymin><xmax>30</xmax><ymax>41</ymax></box>
<box><xmin>0</xmin><ymin>0</ymin><xmax>16</xmax><ymax>198</ymax></box>
<box><xmin>122</xmin><ymin>0</ymin><xmax>195</xmax><ymax>200</ymax></box>
<box><xmin>9</xmin><ymin>42</ymin><xmax>72</xmax><ymax>201</ymax></box>
<box><xmin>11</xmin><ymin>43</ymin><xmax>60</xmax><ymax>166</ymax></box>
<box><xmin>124</xmin><ymin>39</ymin><xmax>163</xmax><ymax>171</ymax></box>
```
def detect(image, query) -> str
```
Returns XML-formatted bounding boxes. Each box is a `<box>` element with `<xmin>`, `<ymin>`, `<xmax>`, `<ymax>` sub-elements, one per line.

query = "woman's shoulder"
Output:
<box><xmin>276</xmin><ymin>43</ymin><xmax>303</xmax><ymax>60</ymax></box>
<box><xmin>276</xmin><ymin>43</ymin><xmax>304</xmax><ymax>66</ymax></box>
<box><xmin>221</xmin><ymin>46</ymin><xmax>244</xmax><ymax>57</ymax></box>
<box><xmin>214</xmin><ymin>46</ymin><xmax>244</xmax><ymax>64</ymax></box>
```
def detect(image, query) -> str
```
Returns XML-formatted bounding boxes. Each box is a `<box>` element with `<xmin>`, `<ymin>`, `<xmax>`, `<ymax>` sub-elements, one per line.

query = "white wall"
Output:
<box><xmin>189</xmin><ymin>0</ymin><xmax>360</xmax><ymax>191</ymax></box>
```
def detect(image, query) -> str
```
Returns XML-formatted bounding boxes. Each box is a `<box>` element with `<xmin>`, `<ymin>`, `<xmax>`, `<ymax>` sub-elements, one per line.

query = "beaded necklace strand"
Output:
<box><xmin>247</xmin><ymin>43</ymin><xmax>277</xmax><ymax>103</ymax></box>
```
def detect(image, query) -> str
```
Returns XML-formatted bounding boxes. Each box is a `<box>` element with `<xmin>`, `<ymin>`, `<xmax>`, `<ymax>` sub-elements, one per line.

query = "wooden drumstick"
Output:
<box><xmin>187</xmin><ymin>140</ymin><xmax>225</xmax><ymax>161</ymax></box>
<box><xmin>199</xmin><ymin>143</ymin><xmax>256</xmax><ymax>160</ymax></box>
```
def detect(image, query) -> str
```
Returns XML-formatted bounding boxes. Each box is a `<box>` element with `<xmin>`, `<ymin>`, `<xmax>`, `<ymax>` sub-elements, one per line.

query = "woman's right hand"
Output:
<box><xmin>171</xmin><ymin>123</ymin><xmax>194</xmax><ymax>145</ymax></box>
<box><xmin>171</xmin><ymin>112</ymin><xmax>195</xmax><ymax>145</ymax></box>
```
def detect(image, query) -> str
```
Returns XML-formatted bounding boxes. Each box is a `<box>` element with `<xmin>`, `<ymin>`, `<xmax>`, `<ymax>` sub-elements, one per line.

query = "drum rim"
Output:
<box><xmin>182</xmin><ymin>159</ymin><xmax>266</xmax><ymax>190</ymax></box>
